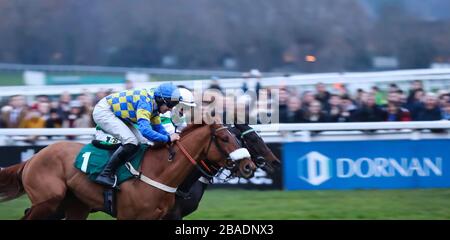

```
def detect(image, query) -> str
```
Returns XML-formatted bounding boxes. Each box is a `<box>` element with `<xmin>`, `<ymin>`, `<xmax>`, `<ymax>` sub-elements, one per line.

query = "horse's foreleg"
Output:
<box><xmin>162</xmin><ymin>199</ymin><xmax>183</xmax><ymax>220</ymax></box>
<box><xmin>22</xmin><ymin>196</ymin><xmax>65</xmax><ymax>220</ymax></box>
<box><xmin>64</xmin><ymin>196</ymin><xmax>91</xmax><ymax>220</ymax></box>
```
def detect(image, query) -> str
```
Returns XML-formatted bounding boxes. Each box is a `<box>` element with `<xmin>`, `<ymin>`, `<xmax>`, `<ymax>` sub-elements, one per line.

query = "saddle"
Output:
<box><xmin>74</xmin><ymin>140</ymin><xmax>150</xmax><ymax>217</ymax></box>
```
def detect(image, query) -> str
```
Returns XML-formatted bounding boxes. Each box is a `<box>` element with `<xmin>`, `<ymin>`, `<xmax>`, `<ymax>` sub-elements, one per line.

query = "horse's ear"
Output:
<box><xmin>212</xmin><ymin>116</ymin><xmax>224</xmax><ymax>127</ymax></box>
<box><xmin>234</xmin><ymin>124</ymin><xmax>249</xmax><ymax>131</ymax></box>
<box><xmin>202</xmin><ymin>114</ymin><xmax>223</xmax><ymax>126</ymax></box>
<box><xmin>229</xmin><ymin>126</ymin><xmax>241</xmax><ymax>136</ymax></box>
<box><xmin>180</xmin><ymin>123</ymin><xmax>207</xmax><ymax>137</ymax></box>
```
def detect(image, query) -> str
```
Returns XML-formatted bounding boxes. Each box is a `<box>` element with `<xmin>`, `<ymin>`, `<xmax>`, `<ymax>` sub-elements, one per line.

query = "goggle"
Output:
<box><xmin>162</xmin><ymin>97</ymin><xmax>179</xmax><ymax>108</ymax></box>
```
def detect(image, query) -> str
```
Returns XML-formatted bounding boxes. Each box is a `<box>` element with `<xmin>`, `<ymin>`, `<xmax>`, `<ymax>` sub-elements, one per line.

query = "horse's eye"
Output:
<box><xmin>220</xmin><ymin>136</ymin><xmax>229</xmax><ymax>143</ymax></box>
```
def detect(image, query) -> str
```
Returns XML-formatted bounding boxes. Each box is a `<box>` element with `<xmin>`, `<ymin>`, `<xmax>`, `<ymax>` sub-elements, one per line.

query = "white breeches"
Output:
<box><xmin>92</xmin><ymin>98</ymin><xmax>147</xmax><ymax>145</ymax></box>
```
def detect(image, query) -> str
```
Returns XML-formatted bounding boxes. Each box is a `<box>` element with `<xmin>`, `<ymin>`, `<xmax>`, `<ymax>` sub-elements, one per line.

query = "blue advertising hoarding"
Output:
<box><xmin>283</xmin><ymin>139</ymin><xmax>450</xmax><ymax>190</ymax></box>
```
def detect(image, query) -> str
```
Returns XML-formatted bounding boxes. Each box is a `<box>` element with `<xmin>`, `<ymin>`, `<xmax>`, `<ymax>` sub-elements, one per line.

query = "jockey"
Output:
<box><xmin>92</xmin><ymin>82</ymin><xmax>182</xmax><ymax>188</ymax></box>
<box><xmin>160</xmin><ymin>87</ymin><xmax>197</xmax><ymax>133</ymax></box>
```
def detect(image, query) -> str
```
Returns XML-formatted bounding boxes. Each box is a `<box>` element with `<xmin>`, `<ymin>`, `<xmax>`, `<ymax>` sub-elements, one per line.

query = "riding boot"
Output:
<box><xmin>94</xmin><ymin>144</ymin><xmax>138</xmax><ymax>188</ymax></box>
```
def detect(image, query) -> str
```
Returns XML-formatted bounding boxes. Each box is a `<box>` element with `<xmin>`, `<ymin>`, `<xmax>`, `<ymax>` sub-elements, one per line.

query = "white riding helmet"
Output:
<box><xmin>179</xmin><ymin>88</ymin><xmax>196</xmax><ymax>107</ymax></box>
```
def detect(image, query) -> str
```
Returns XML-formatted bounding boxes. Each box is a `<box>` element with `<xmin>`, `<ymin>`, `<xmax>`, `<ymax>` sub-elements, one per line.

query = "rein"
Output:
<box><xmin>175</xmin><ymin>141</ymin><xmax>214</xmax><ymax>177</ymax></box>
<box><xmin>176</xmin><ymin>126</ymin><xmax>230</xmax><ymax>178</ymax></box>
<box><xmin>128</xmin><ymin>125</ymin><xmax>234</xmax><ymax>192</ymax></box>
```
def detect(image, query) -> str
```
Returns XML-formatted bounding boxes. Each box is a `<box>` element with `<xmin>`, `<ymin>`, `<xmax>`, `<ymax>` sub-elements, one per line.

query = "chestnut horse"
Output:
<box><xmin>0</xmin><ymin>123</ymin><xmax>255</xmax><ymax>220</ymax></box>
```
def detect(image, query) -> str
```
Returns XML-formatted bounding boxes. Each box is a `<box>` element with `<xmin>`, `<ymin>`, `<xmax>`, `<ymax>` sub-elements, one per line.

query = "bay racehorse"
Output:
<box><xmin>0</xmin><ymin>122</ymin><xmax>255</xmax><ymax>219</ymax></box>
<box><xmin>163</xmin><ymin>123</ymin><xmax>280</xmax><ymax>220</ymax></box>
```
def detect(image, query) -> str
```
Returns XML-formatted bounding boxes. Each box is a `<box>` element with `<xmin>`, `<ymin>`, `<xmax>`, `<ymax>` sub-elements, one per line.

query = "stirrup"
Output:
<box><xmin>95</xmin><ymin>175</ymin><xmax>119</xmax><ymax>190</ymax></box>
<box><xmin>110</xmin><ymin>175</ymin><xmax>119</xmax><ymax>190</ymax></box>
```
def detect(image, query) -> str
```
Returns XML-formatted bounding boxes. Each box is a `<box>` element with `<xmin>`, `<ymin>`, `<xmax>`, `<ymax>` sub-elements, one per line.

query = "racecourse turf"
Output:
<box><xmin>1</xmin><ymin>189</ymin><xmax>450</xmax><ymax>220</ymax></box>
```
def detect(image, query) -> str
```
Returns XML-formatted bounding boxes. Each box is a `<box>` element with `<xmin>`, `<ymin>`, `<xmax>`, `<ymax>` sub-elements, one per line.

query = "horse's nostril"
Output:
<box><xmin>244</xmin><ymin>162</ymin><xmax>256</xmax><ymax>173</ymax></box>
<box><xmin>241</xmin><ymin>164</ymin><xmax>255</xmax><ymax>179</ymax></box>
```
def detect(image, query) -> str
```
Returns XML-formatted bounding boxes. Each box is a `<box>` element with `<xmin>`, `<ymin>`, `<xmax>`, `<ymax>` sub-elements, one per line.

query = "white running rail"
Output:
<box><xmin>0</xmin><ymin>121</ymin><xmax>449</xmax><ymax>144</ymax></box>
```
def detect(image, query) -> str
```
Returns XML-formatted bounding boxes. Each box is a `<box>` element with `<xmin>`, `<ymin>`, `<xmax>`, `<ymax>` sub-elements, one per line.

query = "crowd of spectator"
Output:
<box><xmin>212</xmin><ymin>71</ymin><xmax>450</xmax><ymax>125</ymax></box>
<box><xmin>0</xmin><ymin>89</ymin><xmax>113</xmax><ymax>137</ymax></box>
<box><xmin>1</xmin><ymin>79</ymin><xmax>449</xmax><ymax>137</ymax></box>
<box><xmin>276</xmin><ymin>80</ymin><xmax>450</xmax><ymax>124</ymax></box>
<box><xmin>0</xmin><ymin>80</ymin><xmax>141</xmax><ymax>133</ymax></box>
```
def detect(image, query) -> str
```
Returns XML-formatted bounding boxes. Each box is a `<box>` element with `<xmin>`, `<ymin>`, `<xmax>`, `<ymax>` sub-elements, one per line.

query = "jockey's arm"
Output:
<box><xmin>150</xmin><ymin>119</ymin><xmax>170</xmax><ymax>136</ymax></box>
<box><xmin>136</xmin><ymin>101</ymin><xmax>170</xmax><ymax>143</ymax></box>
<box><xmin>137</xmin><ymin>118</ymin><xmax>170</xmax><ymax>143</ymax></box>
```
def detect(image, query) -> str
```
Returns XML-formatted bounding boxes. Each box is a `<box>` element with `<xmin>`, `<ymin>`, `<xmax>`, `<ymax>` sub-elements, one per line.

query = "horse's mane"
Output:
<box><xmin>179</xmin><ymin>124</ymin><xmax>205</xmax><ymax>138</ymax></box>
<box><xmin>179</xmin><ymin>116</ymin><xmax>223</xmax><ymax>138</ymax></box>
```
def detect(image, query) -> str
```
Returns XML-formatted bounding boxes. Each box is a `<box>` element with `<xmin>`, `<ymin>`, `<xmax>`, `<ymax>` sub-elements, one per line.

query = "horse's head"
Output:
<box><xmin>231</xmin><ymin>124</ymin><xmax>281</xmax><ymax>174</ymax></box>
<box><xmin>202</xmin><ymin>123</ymin><xmax>256</xmax><ymax>179</ymax></box>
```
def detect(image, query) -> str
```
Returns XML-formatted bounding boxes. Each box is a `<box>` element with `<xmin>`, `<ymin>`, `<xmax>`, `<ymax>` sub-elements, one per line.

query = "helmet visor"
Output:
<box><xmin>162</xmin><ymin>97</ymin><xmax>179</xmax><ymax>108</ymax></box>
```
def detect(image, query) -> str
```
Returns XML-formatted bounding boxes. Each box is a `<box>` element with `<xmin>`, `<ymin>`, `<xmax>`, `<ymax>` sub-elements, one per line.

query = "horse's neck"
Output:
<box><xmin>140</xmin><ymin>125</ymin><xmax>209</xmax><ymax>188</ymax></box>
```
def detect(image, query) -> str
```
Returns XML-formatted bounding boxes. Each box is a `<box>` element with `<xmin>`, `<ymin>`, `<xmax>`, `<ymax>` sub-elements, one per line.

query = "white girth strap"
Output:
<box><xmin>229</xmin><ymin>148</ymin><xmax>251</xmax><ymax>161</ymax></box>
<box><xmin>125</xmin><ymin>162</ymin><xmax>177</xmax><ymax>193</ymax></box>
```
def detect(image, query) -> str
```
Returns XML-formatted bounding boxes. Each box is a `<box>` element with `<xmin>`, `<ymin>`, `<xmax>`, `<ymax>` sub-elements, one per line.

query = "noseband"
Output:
<box><xmin>204</xmin><ymin>126</ymin><xmax>239</xmax><ymax>168</ymax></box>
<box><xmin>238</xmin><ymin>128</ymin><xmax>266</xmax><ymax>168</ymax></box>
<box><xmin>177</xmin><ymin>126</ymin><xmax>250</xmax><ymax>178</ymax></box>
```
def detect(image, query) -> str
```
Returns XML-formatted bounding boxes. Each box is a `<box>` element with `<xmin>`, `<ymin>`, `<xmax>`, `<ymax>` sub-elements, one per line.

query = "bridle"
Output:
<box><xmin>204</xmin><ymin>126</ymin><xmax>243</xmax><ymax>168</ymax></box>
<box><xmin>176</xmin><ymin>125</ymin><xmax>250</xmax><ymax>179</ymax></box>
<box><xmin>237</xmin><ymin>127</ymin><xmax>266</xmax><ymax>168</ymax></box>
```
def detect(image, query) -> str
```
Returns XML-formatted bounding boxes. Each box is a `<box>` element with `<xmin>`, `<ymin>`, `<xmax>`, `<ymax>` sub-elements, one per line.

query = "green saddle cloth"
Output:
<box><xmin>74</xmin><ymin>143</ymin><xmax>149</xmax><ymax>185</ymax></box>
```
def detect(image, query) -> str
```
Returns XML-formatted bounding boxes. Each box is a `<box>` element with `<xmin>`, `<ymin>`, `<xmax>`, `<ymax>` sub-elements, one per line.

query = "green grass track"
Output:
<box><xmin>1</xmin><ymin>189</ymin><xmax>450</xmax><ymax>220</ymax></box>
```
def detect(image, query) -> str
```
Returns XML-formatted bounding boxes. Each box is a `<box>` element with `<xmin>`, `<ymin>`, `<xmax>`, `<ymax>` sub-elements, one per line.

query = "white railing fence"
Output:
<box><xmin>0</xmin><ymin>121</ymin><xmax>449</xmax><ymax>145</ymax></box>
